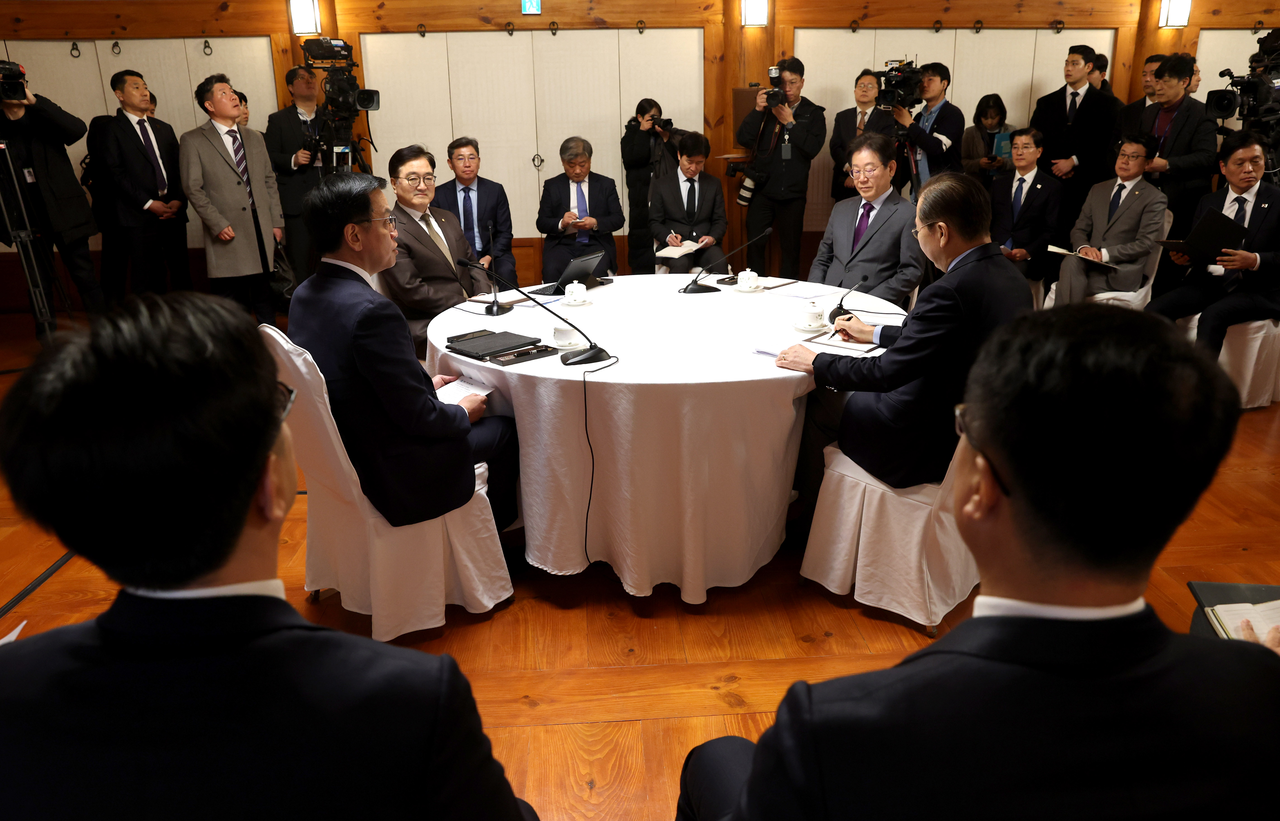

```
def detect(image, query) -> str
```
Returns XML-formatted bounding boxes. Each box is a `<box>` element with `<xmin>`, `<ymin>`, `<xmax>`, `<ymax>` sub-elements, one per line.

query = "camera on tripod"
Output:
<box><xmin>876</xmin><ymin>60</ymin><xmax>924</xmax><ymax>110</ymax></box>
<box><xmin>299</xmin><ymin>38</ymin><xmax>380</xmax><ymax>175</ymax></box>
<box><xmin>0</xmin><ymin>61</ymin><xmax>28</xmax><ymax>101</ymax></box>
<box><xmin>764</xmin><ymin>66</ymin><xmax>785</xmax><ymax>108</ymax></box>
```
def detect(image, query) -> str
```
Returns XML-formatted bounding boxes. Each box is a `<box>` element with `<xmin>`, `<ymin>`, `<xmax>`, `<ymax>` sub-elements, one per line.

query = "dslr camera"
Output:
<box><xmin>653</xmin><ymin>116</ymin><xmax>674</xmax><ymax>131</ymax></box>
<box><xmin>876</xmin><ymin>60</ymin><xmax>924</xmax><ymax>110</ymax></box>
<box><xmin>0</xmin><ymin>61</ymin><xmax>27</xmax><ymax>102</ymax></box>
<box><xmin>764</xmin><ymin>66</ymin><xmax>786</xmax><ymax>108</ymax></box>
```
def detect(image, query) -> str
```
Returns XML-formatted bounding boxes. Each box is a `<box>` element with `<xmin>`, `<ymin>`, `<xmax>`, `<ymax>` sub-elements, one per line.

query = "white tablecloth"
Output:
<box><xmin>426</xmin><ymin>274</ymin><xmax>904</xmax><ymax>603</ymax></box>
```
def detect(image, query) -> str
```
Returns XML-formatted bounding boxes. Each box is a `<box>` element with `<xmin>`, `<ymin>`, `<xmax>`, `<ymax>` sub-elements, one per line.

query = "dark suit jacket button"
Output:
<box><xmin>242</xmin><ymin>207</ymin><xmax>247</xmax><ymax>211</ymax></box>
<box><xmin>861</xmin><ymin>275</ymin><xmax>869</xmax><ymax>282</ymax></box>
<box><xmin>236</xmin><ymin>181</ymin><xmax>241</xmax><ymax>185</ymax></box>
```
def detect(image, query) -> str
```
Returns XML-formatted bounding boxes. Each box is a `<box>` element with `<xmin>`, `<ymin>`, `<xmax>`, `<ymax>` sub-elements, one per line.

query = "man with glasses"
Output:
<box><xmin>678</xmin><ymin>303</ymin><xmax>1278</xmax><ymax>819</ymax></box>
<box><xmin>433</xmin><ymin>137</ymin><xmax>517</xmax><ymax>286</ymax></box>
<box><xmin>828</xmin><ymin>70</ymin><xmax>897</xmax><ymax>203</ymax></box>
<box><xmin>1054</xmin><ymin>134</ymin><xmax>1167</xmax><ymax>305</ymax></box>
<box><xmin>382</xmin><ymin>144</ymin><xmax>488</xmax><ymax>359</ymax></box>
<box><xmin>1147</xmin><ymin>130</ymin><xmax>1280</xmax><ymax>356</ymax></box>
<box><xmin>535</xmin><ymin>136</ymin><xmax>624</xmax><ymax>283</ymax></box>
<box><xmin>0</xmin><ymin>292</ymin><xmax>537</xmax><ymax>819</ymax></box>
<box><xmin>265</xmin><ymin>65</ymin><xmax>323</xmax><ymax>287</ymax></box>
<box><xmin>990</xmin><ymin>128</ymin><xmax>1064</xmax><ymax>292</ymax></box>
<box><xmin>807</xmin><ymin>132</ymin><xmax>924</xmax><ymax>308</ymax></box>
<box><xmin>289</xmin><ymin>172</ymin><xmax>520</xmax><ymax>535</ymax></box>
<box><xmin>780</xmin><ymin>172</ymin><xmax>1028</xmax><ymax>529</ymax></box>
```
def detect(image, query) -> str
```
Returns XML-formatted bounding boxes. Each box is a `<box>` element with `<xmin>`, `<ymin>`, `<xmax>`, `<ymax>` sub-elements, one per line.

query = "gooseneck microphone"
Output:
<box><xmin>678</xmin><ymin>227</ymin><xmax>773</xmax><ymax>294</ymax></box>
<box><xmin>476</xmin><ymin>220</ymin><xmax>511</xmax><ymax>317</ymax></box>
<box><xmin>457</xmin><ymin>259</ymin><xmax>611</xmax><ymax>366</ymax></box>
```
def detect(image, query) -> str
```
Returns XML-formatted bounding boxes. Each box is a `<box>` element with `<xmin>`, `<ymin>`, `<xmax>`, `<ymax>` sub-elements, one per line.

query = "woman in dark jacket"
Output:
<box><xmin>620</xmin><ymin>98</ymin><xmax>685</xmax><ymax>273</ymax></box>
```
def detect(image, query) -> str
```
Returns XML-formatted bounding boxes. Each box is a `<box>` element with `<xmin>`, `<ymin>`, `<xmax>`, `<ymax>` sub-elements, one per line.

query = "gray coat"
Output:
<box><xmin>1069</xmin><ymin>176</ymin><xmax>1168</xmax><ymax>292</ymax></box>
<box><xmin>179</xmin><ymin>119</ymin><xmax>284</xmax><ymax>278</ymax></box>
<box><xmin>807</xmin><ymin>190</ymin><xmax>925</xmax><ymax>308</ymax></box>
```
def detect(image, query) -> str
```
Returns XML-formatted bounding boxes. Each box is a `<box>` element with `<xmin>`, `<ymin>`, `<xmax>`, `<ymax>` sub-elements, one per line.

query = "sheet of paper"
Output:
<box><xmin>435</xmin><ymin>377</ymin><xmax>495</xmax><ymax>405</ymax></box>
<box><xmin>1047</xmin><ymin>245</ymin><xmax>1118</xmax><ymax>269</ymax></box>
<box><xmin>779</xmin><ymin>285</ymin><xmax>838</xmax><ymax>300</ymax></box>
<box><xmin>804</xmin><ymin>332</ymin><xmax>878</xmax><ymax>355</ymax></box>
<box><xmin>0</xmin><ymin>621</ymin><xmax>26</xmax><ymax>646</ymax></box>
<box><xmin>655</xmin><ymin>240</ymin><xmax>700</xmax><ymax>259</ymax></box>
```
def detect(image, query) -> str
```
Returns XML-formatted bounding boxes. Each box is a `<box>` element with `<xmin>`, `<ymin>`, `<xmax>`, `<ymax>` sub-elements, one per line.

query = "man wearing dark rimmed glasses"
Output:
<box><xmin>679</xmin><ymin>304</ymin><xmax>1280</xmax><ymax>819</ymax></box>
<box><xmin>0</xmin><ymin>292</ymin><xmax>537</xmax><ymax>819</ymax></box>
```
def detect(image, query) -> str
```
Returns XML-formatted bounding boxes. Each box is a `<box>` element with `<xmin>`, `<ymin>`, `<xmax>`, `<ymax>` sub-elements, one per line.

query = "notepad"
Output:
<box><xmin>1047</xmin><ymin>245</ymin><xmax>1120</xmax><ymax>269</ymax></box>
<box><xmin>656</xmin><ymin>240</ymin><xmax>701</xmax><ymax>259</ymax></box>
<box><xmin>435</xmin><ymin>377</ymin><xmax>495</xmax><ymax>406</ymax></box>
<box><xmin>1205</xmin><ymin>598</ymin><xmax>1280</xmax><ymax>640</ymax></box>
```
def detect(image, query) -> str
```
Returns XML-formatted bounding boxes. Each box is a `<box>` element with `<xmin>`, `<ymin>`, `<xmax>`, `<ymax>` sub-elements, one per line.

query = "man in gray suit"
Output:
<box><xmin>180</xmin><ymin>73</ymin><xmax>284</xmax><ymax>325</ymax></box>
<box><xmin>1056</xmin><ymin>134</ymin><xmax>1168</xmax><ymax>305</ymax></box>
<box><xmin>808</xmin><ymin>132</ymin><xmax>924</xmax><ymax>308</ymax></box>
<box><xmin>382</xmin><ymin>144</ymin><xmax>487</xmax><ymax>359</ymax></box>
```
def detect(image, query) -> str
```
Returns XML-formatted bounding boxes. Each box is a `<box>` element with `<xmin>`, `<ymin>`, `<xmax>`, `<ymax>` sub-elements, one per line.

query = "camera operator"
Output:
<box><xmin>265</xmin><ymin>66</ymin><xmax>322</xmax><ymax>285</ymax></box>
<box><xmin>736</xmin><ymin>57</ymin><xmax>826</xmax><ymax>279</ymax></box>
<box><xmin>621</xmin><ymin>99</ymin><xmax>686</xmax><ymax>272</ymax></box>
<box><xmin>0</xmin><ymin>64</ymin><xmax>107</xmax><ymax>329</ymax></box>
<box><xmin>891</xmin><ymin>62</ymin><xmax>965</xmax><ymax>196</ymax></box>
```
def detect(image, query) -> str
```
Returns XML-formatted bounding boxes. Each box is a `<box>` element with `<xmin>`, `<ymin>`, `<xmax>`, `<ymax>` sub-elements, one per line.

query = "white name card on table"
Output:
<box><xmin>435</xmin><ymin>377</ymin><xmax>495</xmax><ymax>406</ymax></box>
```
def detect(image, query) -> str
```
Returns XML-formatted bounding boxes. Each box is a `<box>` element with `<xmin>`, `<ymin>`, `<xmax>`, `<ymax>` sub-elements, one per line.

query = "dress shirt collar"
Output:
<box><xmin>459</xmin><ymin>179</ymin><xmax>477</xmax><ymax>194</ymax></box>
<box><xmin>211</xmin><ymin>118</ymin><xmax>239</xmax><ymax>138</ymax></box>
<box><xmin>1066</xmin><ymin>82</ymin><xmax>1089</xmax><ymax>105</ymax></box>
<box><xmin>1014</xmin><ymin>166</ymin><xmax>1038</xmax><ymax>188</ymax></box>
<box><xmin>856</xmin><ymin>102</ymin><xmax>875</xmax><ymax>116</ymax></box>
<box><xmin>123</xmin><ymin>109</ymin><xmax>150</xmax><ymax>129</ymax></box>
<box><xmin>861</xmin><ymin>186</ymin><xmax>893</xmax><ymax>211</ymax></box>
<box><xmin>127</xmin><ymin>578</ymin><xmax>286</xmax><ymax>601</ymax></box>
<box><xmin>1228</xmin><ymin>180</ymin><xmax>1261</xmax><ymax>205</ymax></box>
<box><xmin>296</xmin><ymin>105</ymin><xmax>317</xmax><ymax>122</ymax></box>
<box><xmin>682</xmin><ymin>172</ymin><xmax>700</xmax><ymax>185</ymax></box>
<box><xmin>320</xmin><ymin>256</ymin><xmax>377</xmax><ymax>288</ymax></box>
<box><xmin>973</xmin><ymin>594</ymin><xmax>1147</xmax><ymax>621</ymax></box>
<box><xmin>571</xmin><ymin>174</ymin><xmax>590</xmax><ymax>188</ymax></box>
<box><xmin>947</xmin><ymin>244</ymin><xmax>983</xmax><ymax>272</ymax></box>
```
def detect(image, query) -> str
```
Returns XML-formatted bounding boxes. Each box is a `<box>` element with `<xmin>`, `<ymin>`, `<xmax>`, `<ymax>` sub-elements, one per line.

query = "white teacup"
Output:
<box><xmin>553</xmin><ymin>325</ymin><xmax>580</xmax><ymax>347</ymax></box>
<box><xmin>564</xmin><ymin>282</ymin><xmax>587</xmax><ymax>303</ymax></box>
<box><xmin>738</xmin><ymin>269</ymin><xmax>760</xmax><ymax>290</ymax></box>
<box><xmin>800</xmin><ymin>302</ymin><xmax>824</xmax><ymax>328</ymax></box>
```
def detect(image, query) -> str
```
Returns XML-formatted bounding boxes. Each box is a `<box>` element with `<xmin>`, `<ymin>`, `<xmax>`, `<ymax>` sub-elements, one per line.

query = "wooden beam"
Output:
<box><xmin>0</xmin><ymin>0</ymin><xmax>288</xmax><ymax>39</ymax></box>
<box><xmin>334</xmin><ymin>0</ymin><xmax>724</xmax><ymax>33</ymax></box>
<box><xmin>775</xmin><ymin>0</ymin><xmax>1141</xmax><ymax>29</ymax></box>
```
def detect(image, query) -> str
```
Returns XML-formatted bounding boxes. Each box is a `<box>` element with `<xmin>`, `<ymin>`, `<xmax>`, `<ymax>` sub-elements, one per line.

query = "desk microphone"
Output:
<box><xmin>457</xmin><ymin>259</ymin><xmax>611</xmax><ymax>366</ymax></box>
<box><xmin>476</xmin><ymin>221</ymin><xmax>511</xmax><ymax>316</ymax></box>
<box><xmin>678</xmin><ymin>227</ymin><xmax>772</xmax><ymax>294</ymax></box>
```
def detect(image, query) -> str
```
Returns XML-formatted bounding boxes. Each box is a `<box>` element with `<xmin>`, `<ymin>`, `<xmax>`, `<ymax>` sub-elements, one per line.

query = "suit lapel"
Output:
<box><xmin>114</xmin><ymin>110</ymin><xmax>154</xmax><ymax>166</ymax></box>
<box><xmin>1246</xmin><ymin>184</ymin><xmax>1277</xmax><ymax>247</ymax></box>
<box><xmin>394</xmin><ymin>202</ymin><xmax>437</xmax><ymax>260</ymax></box>
<box><xmin>199</xmin><ymin>120</ymin><xmax>240</xmax><ymax>174</ymax></box>
<box><xmin>1105</xmin><ymin>179</ymin><xmax>1146</xmax><ymax>231</ymax></box>
<box><xmin>851</xmin><ymin>193</ymin><xmax>897</xmax><ymax>259</ymax></box>
<box><xmin>1013</xmin><ymin>177</ymin><xmax>1044</xmax><ymax>228</ymax></box>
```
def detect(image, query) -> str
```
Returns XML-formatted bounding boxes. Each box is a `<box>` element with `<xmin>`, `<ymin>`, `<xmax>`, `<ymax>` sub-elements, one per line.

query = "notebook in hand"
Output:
<box><xmin>1187</xmin><ymin>580</ymin><xmax>1280</xmax><ymax>639</ymax></box>
<box><xmin>1157</xmin><ymin>208</ymin><xmax>1250</xmax><ymax>264</ymax></box>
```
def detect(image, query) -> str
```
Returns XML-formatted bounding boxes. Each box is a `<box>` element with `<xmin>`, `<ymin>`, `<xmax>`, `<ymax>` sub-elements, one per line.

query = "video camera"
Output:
<box><xmin>300</xmin><ymin>37</ymin><xmax>379</xmax><ymax>174</ymax></box>
<box><xmin>0</xmin><ymin>61</ymin><xmax>27</xmax><ymax>101</ymax></box>
<box><xmin>1206</xmin><ymin>29</ymin><xmax>1280</xmax><ymax>127</ymax></box>
<box><xmin>876</xmin><ymin>60</ymin><xmax>924</xmax><ymax>110</ymax></box>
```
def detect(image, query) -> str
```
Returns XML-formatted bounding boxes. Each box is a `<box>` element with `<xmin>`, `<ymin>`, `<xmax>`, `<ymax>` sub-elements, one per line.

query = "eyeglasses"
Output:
<box><xmin>451</xmin><ymin>155</ymin><xmax>479</xmax><ymax>163</ymax></box>
<box><xmin>1117</xmin><ymin>151</ymin><xmax>1148</xmax><ymax>162</ymax></box>
<box><xmin>855</xmin><ymin>83</ymin><xmax>878</xmax><ymax>91</ymax></box>
<box><xmin>848</xmin><ymin>165</ymin><xmax>884</xmax><ymax>179</ymax></box>
<box><xmin>395</xmin><ymin>174</ymin><xmax>435</xmax><ymax>187</ymax></box>
<box><xmin>356</xmin><ymin>214</ymin><xmax>398</xmax><ymax>231</ymax></box>
<box><xmin>954</xmin><ymin>404</ymin><xmax>1011</xmax><ymax>496</ymax></box>
<box><xmin>276</xmin><ymin>381</ymin><xmax>297</xmax><ymax>421</ymax></box>
<box><xmin>911</xmin><ymin>221</ymin><xmax>938</xmax><ymax>239</ymax></box>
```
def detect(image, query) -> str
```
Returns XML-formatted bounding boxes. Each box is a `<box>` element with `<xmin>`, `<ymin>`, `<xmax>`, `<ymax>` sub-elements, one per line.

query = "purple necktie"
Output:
<box><xmin>227</xmin><ymin>129</ymin><xmax>255</xmax><ymax>207</ymax></box>
<box><xmin>137</xmin><ymin>119</ymin><xmax>166</xmax><ymax>194</ymax></box>
<box><xmin>851</xmin><ymin>202</ymin><xmax>873</xmax><ymax>255</ymax></box>
<box><xmin>575</xmin><ymin>181</ymin><xmax>589</xmax><ymax>243</ymax></box>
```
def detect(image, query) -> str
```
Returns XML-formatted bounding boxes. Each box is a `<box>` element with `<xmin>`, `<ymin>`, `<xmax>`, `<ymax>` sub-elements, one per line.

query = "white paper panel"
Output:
<box><xmin>793</xmin><ymin>28</ymin><xmax>878</xmax><ymax>230</ymax></box>
<box><xmin>1194</xmin><ymin>29</ymin><xmax>1263</xmax><ymax>130</ymax></box>
<box><xmin>2</xmin><ymin>40</ymin><xmax>110</xmax><ymax>251</ymax></box>
<box><xmin>532</xmin><ymin>29</ymin><xmax>623</xmax><ymax>234</ymax></box>
<box><xmin>952</xmin><ymin>29</ymin><xmax>1038</xmax><ymax>131</ymax></box>
<box><xmin>182</xmin><ymin>37</ymin><xmax>276</xmax><ymax>134</ymax></box>
<box><xmin>360</xmin><ymin>32</ymin><xmax>454</xmax><ymax>184</ymax></box>
<box><xmin>1028</xmin><ymin>29</ymin><xmax>1115</xmax><ymax>114</ymax></box>
<box><xmin>446</xmin><ymin>31</ymin><xmax>540</xmax><ymax>237</ymax></box>
<box><xmin>616</xmin><ymin>27</ymin><xmax>704</xmax><ymax>212</ymax></box>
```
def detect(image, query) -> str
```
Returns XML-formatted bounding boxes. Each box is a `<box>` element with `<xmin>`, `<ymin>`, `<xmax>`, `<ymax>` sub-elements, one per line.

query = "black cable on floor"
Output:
<box><xmin>0</xmin><ymin>367</ymin><xmax>28</xmax><ymax>376</ymax></box>
<box><xmin>581</xmin><ymin>355</ymin><xmax>619</xmax><ymax>567</ymax></box>
<box><xmin>0</xmin><ymin>551</ymin><xmax>72</xmax><ymax>621</ymax></box>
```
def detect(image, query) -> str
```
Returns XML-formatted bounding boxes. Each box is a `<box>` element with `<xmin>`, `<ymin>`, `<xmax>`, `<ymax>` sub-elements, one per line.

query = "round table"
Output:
<box><xmin>426</xmin><ymin>274</ymin><xmax>904</xmax><ymax>603</ymax></box>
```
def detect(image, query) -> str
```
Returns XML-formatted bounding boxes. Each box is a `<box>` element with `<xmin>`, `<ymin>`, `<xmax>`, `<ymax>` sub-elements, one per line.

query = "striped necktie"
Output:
<box><xmin>227</xmin><ymin>129</ymin><xmax>255</xmax><ymax>207</ymax></box>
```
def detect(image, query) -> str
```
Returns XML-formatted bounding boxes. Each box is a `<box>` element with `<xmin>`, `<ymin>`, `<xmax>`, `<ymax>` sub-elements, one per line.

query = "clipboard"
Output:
<box><xmin>1157</xmin><ymin>208</ymin><xmax>1249</xmax><ymax>264</ymax></box>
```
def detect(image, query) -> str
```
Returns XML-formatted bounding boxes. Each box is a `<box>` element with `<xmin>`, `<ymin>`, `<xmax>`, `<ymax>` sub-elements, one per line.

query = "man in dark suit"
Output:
<box><xmin>808</xmin><ymin>132</ymin><xmax>923</xmax><ymax>308</ymax></box>
<box><xmin>0</xmin><ymin>291</ymin><xmax>537</xmax><ymax>820</ymax></box>
<box><xmin>1056</xmin><ymin>134</ymin><xmax>1168</xmax><ymax>305</ymax></box>
<box><xmin>678</xmin><ymin>302</ymin><xmax>1278</xmax><ymax>820</ymax></box>
<box><xmin>647</xmin><ymin>131</ymin><xmax>728</xmax><ymax>275</ymax></box>
<box><xmin>1116</xmin><ymin>53</ymin><xmax>1166</xmax><ymax>141</ymax></box>
<box><xmin>828</xmin><ymin>69</ymin><xmax>897</xmax><ymax>203</ymax></box>
<box><xmin>0</xmin><ymin>67</ymin><xmax>107</xmax><ymax>329</ymax></box>
<box><xmin>535</xmin><ymin>136</ymin><xmax>624</xmax><ymax>283</ymax></box>
<box><xmin>990</xmin><ymin>127</ymin><xmax>1063</xmax><ymax>287</ymax></box>
<box><xmin>1143</xmin><ymin>53</ymin><xmax>1218</xmax><ymax>297</ymax></box>
<box><xmin>1087</xmin><ymin>52</ymin><xmax>1113</xmax><ymax>95</ymax></box>
<box><xmin>781</xmin><ymin>173</ymin><xmax>1030</xmax><ymax>518</ymax></box>
<box><xmin>891</xmin><ymin>62</ymin><xmax>965</xmax><ymax>195</ymax></box>
<box><xmin>265</xmin><ymin>65</ymin><xmax>323</xmax><ymax>288</ymax></box>
<box><xmin>94</xmin><ymin>70</ymin><xmax>190</xmax><ymax>301</ymax></box>
<box><xmin>1147</xmin><ymin>130</ymin><xmax>1280</xmax><ymax>356</ymax></box>
<box><xmin>383</xmin><ymin>144</ymin><xmax>487</xmax><ymax>359</ymax></box>
<box><xmin>289</xmin><ymin>173</ymin><xmax>518</xmax><ymax>531</ymax></box>
<box><xmin>1029</xmin><ymin>45</ymin><xmax>1122</xmax><ymax>245</ymax></box>
<box><xmin>433</xmin><ymin>136</ymin><xmax>517</xmax><ymax>285</ymax></box>
<box><xmin>736</xmin><ymin>56</ymin><xmax>826</xmax><ymax>278</ymax></box>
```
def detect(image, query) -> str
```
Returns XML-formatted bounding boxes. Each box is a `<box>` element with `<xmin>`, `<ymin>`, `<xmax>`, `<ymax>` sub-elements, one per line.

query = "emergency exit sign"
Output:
<box><xmin>522</xmin><ymin>0</ymin><xmax>541</xmax><ymax>14</ymax></box>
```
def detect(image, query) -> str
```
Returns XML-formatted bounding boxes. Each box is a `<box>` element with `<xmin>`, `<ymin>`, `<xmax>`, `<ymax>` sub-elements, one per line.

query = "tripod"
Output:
<box><xmin>0</xmin><ymin>140</ymin><xmax>72</xmax><ymax>346</ymax></box>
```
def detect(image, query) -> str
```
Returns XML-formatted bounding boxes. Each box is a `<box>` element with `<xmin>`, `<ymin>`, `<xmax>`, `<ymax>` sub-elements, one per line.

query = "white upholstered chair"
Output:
<box><xmin>800</xmin><ymin>445</ymin><xmax>977</xmax><ymax>634</ymax></box>
<box><xmin>1043</xmin><ymin>210</ymin><xmax>1173</xmax><ymax>311</ymax></box>
<box><xmin>1178</xmin><ymin>315</ymin><xmax>1280</xmax><ymax>409</ymax></box>
<box><xmin>259</xmin><ymin>325</ymin><xmax>513</xmax><ymax>641</ymax></box>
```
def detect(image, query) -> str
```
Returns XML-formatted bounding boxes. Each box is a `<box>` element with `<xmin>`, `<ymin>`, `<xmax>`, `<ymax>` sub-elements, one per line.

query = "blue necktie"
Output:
<box><xmin>1108</xmin><ymin>183</ymin><xmax>1125</xmax><ymax>221</ymax></box>
<box><xmin>575</xmin><ymin>181</ymin><xmax>589</xmax><ymax>243</ymax></box>
<box><xmin>462</xmin><ymin>185</ymin><xmax>479</xmax><ymax>256</ymax></box>
<box><xmin>1233</xmin><ymin>196</ymin><xmax>1248</xmax><ymax>225</ymax></box>
<box><xmin>1005</xmin><ymin>178</ymin><xmax>1025</xmax><ymax>249</ymax></box>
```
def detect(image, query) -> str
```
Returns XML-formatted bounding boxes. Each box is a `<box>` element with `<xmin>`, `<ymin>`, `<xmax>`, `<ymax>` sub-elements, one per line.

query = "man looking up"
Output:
<box><xmin>0</xmin><ymin>292</ymin><xmax>537</xmax><ymax>819</ymax></box>
<box><xmin>266</xmin><ymin>65</ymin><xmax>323</xmax><ymax>287</ymax></box>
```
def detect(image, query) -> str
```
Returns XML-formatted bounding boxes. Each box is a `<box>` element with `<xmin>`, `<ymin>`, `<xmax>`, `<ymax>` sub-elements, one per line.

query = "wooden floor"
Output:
<box><xmin>2</xmin><ymin>311</ymin><xmax>1279</xmax><ymax>820</ymax></box>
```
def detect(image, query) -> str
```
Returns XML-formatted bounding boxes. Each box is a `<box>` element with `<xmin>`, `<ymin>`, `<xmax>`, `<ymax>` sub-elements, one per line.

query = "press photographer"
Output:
<box><xmin>887</xmin><ymin>61</ymin><xmax>965</xmax><ymax>196</ymax></box>
<box><xmin>621</xmin><ymin>98</ymin><xmax>686</xmax><ymax>272</ymax></box>
<box><xmin>0</xmin><ymin>61</ymin><xmax>107</xmax><ymax>338</ymax></box>
<box><xmin>735</xmin><ymin>56</ymin><xmax>826</xmax><ymax>279</ymax></box>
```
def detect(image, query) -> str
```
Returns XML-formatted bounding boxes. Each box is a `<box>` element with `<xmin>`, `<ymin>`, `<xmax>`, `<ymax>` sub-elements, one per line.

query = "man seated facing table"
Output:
<box><xmin>289</xmin><ymin>172</ymin><xmax>519</xmax><ymax>533</ymax></box>
<box><xmin>782</xmin><ymin>172</ymin><xmax>1030</xmax><ymax>520</ymax></box>
<box><xmin>0</xmin><ymin>293</ymin><xmax>537</xmax><ymax>819</ymax></box>
<box><xmin>535</xmin><ymin>136</ymin><xmax>624</xmax><ymax>283</ymax></box>
<box><xmin>678</xmin><ymin>304</ymin><xmax>1280</xmax><ymax>819</ymax></box>
<box><xmin>1147</xmin><ymin>130</ymin><xmax>1280</xmax><ymax>356</ymax></box>
<box><xmin>808</xmin><ymin>132</ymin><xmax>924</xmax><ymax>309</ymax></box>
<box><xmin>1055</xmin><ymin>134</ymin><xmax>1167</xmax><ymax>306</ymax></box>
<box><xmin>433</xmin><ymin>136</ymin><xmax>517</xmax><ymax>287</ymax></box>
<box><xmin>647</xmin><ymin>131</ymin><xmax>728</xmax><ymax>276</ymax></box>
<box><xmin>990</xmin><ymin>127</ymin><xmax>1063</xmax><ymax>290</ymax></box>
<box><xmin>381</xmin><ymin>144</ymin><xmax>488</xmax><ymax>359</ymax></box>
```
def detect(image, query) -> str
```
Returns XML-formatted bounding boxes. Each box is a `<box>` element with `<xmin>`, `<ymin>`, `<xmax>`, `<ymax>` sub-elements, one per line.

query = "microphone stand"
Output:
<box><xmin>457</xmin><ymin>259</ymin><xmax>611</xmax><ymax>366</ymax></box>
<box><xmin>678</xmin><ymin>226</ymin><xmax>773</xmax><ymax>294</ymax></box>
<box><xmin>480</xmin><ymin>220</ymin><xmax>511</xmax><ymax>316</ymax></box>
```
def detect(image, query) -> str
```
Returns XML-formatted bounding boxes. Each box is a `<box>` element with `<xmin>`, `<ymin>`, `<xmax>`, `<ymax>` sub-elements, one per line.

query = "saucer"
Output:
<box><xmin>734</xmin><ymin>283</ymin><xmax>764</xmax><ymax>293</ymax></box>
<box><xmin>561</xmin><ymin>299</ymin><xmax>591</xmax><ymax>308</ymax></box>
<box><xmin>794</xmin><ymin>322</ymin><xmax>829</xmax><ymax>333</ymax></box>
<box><xmin>551</xmin><ymin>339</ymin><xmax>585</xmax><ymax>350</ymax></box>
